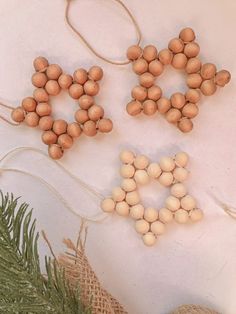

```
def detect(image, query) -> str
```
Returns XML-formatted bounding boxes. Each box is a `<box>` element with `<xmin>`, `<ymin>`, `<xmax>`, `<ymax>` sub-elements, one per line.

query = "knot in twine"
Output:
<box><xmin>171</xmin><ymin>304</ymin><xmax>219</xmax><ymax>314</ymax></box>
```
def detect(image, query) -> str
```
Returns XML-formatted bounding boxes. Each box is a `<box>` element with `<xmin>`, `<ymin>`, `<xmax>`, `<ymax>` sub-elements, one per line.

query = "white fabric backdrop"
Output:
<box><xmin>0</xmin><ymin>1</ymin><xmax>236</xmax><ymax>313</ymax></box>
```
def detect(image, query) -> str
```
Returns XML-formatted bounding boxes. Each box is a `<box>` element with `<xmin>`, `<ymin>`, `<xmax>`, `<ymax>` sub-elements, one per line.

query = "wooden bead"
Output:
<box><xmin>184</xmin><ymin>42</ymin><xmax>200</xmax><ymax>58</ymax></box>
<box><xmin>166</xmin><ymin>108</ymin><xmax>182</xmax><ymax>123</ymax></box>
<box><xmin>67</xmin><ymin>122</ymin><xmax>82</xmax><ymax>138</ymax></box>
<box><xmin>101</xmin><ymin>198</ymin><xmax>115</xmax><ymax>213</ymax></box>
<box><xmin>11</xmin><ymin>107</ymin><xmax>25</xmax><ymax>122</ymax></box>
<box><xmin>53</xmin><ymin>119</ymin><xmax>67</xmax><ymax>135</ymax></box>
<box><xmin>151</xmin><ymin>220</ymin><xmax>165</xmax><ymax>235</ymax></box>
<box><xmin>73</xmin><ymin>68</ymin><xmax>88</xmax><ymax>84</ymax></box>
<box><xmin>130</xmin><ymin>204</ymin><xmax>144</xmax><ymax>220</ymax></box>
<box><xmin>126</xmin><ymin>100</ymin><xmax>142</xmax><ymax>116</ymax></box>
<box><xmin>126</xmin><ymin>191</ymin><xmax>140</xmax><ymax>205</ymax></box>
<box><xmin>175</xmin><ymin>152</ymin><xmax>189</xmax><ymax>167</ymax></box>
<box><xmin>38</xmin><ymin>116</ymin><xmax>54</xmax><ymax>131</ymax></box>
<box><xmin>174</xmin><ymin>209</ymin><xmax>189</xmax><ymax>223</ymax></box>
<box><xmin>88</xmin><ymin>66</ymin><xmax>103</xmax><ymax>81</ymax></box>
<box><xmin>58</xmin><ymin>74</ymin><xmax>73</xmax><ymax>89</ymax></box>
<box><xmin>75</xmin><ymin>109</ymin><xmax>89</xmax><ymax>124</ymax></box>
<box><xmin>79</xmin><ymin>95</ymin><xmax>94</xmax><ymax>109</ymax></box>
<box><xmin>31</xmin><ymin>72</ymin><xmax>47</xmax><ymax>88</ymax></box>
<box><xmin>42</xmin><ymin>130</ymin><xmax>57</xmax><ymax>145</ymax></box>
<box><xmin>134</xmin><ymin>155</ymin><xmax>149</xmax><ymax>169</ymax></box>
<box><xmin>120</xmin><ymin>164</ymin><xmax>135</xmax><ymax>178</ymax></box>
<box><xmin>178</xmin><ymin>118</ymin><xmax>193</xmax><ymax>133</ymax></box>
<box><xmin>147</xmin><ymin>85</ymin><xmax>162</xmax><ymax>101</ymax></box>
<box><xmin>25</xmin><ymin>112</ymin><xmax>39</xmax><ymax>127</ymax></box>
<box><xmin>179</xmin><ymin>28</ymin><xmax>195</xmax><ymax>43</ymax></box>
<box><xmin>112</xmin><ymin>187</ymin><xmax>125</xmax><ymax>202</ymax></box>
<box><xmin>58</xmin><ymin>133</ymin><xmax>73</xmax><ymax>149</ymax></box>
<box><xmin>33</xmin><ymin>56</ymin><xmax>49</xmax><ymax>72</ymax></box>
<box><xmin>171</xmin><ymin>183</ymin><xmax>187</xmax><ymax>198</ymax></box>
<box><xmin>182</xmin><ymin>103</ymin><xmax>199</xmax><ymax>118</ymax></box>
<box><xmin>158</xmin><ymin>172</ymin><xmax>173</xmax><ymax>186</ymax></box>
<box><xmin>33</xmin><ymin>88</ymin><xmax>49</xmax><ymax>102</ymax></box>
<box><xmin>200</xmin><ymin>63</ymin><xmax>217</xmax><ymax>80</ymax></box>
<box><xmin>158</xmin><ymin>49</ymin><xmax>173</xmax><ymax>65</ymax></box>
<box><xmin>148</xmin><ymin>60</ymin><xmax>164</xmax><ymax>76</ymax></box>
<box><xmin>143</xmin><ymin>45</ymin><xmax>158</xmax><ymax>62</ymax></box>
<box><xmin>144</xmin><ymin>207</ymin><xmax>158</xmax><ymax>223</ymax></box>
<box><xmin>181</xmin><ymin>195</ymin><xmax>196</xmax><ymax>211</ymax></box>
<box><xmin>120</xmin><ymin>150</ymin><xmax>135</xmax><ymax>164</ymax></box>
<box><xmin>126</xmin><ymin>45</ymin><xmax>142</xmax><ymax>60</ymax></box>
<box><xmin>173</xmin><ymin>167</ymin><xmax>188</xmax><ymax>182</ymax></box>
<box><xmin>165</xmin><ymin>195</ymin><xmax>181</xmax><ymax>211</ymax></box>
<box><xmin>97</xmin><ymin>118</ymin><xmax>113</xmax><ymax>133</ymax></box>
<box><xmin>200</xmin><ymin>80</ymin><xmax>217</xmax><ymax>96</ymax></box>
<box><xmin>84</xmin><ymin>80</ymin><xmax>99</xmax><ymax>96</ymax></box>
<box><xmin>186</xmin><ymin>73</ymin><xmax>202</xmax><ymax>88</ymax></box>
<box><xmin>132</xmin><ymin>58</ymin><xmax>148</xmax><ymax>75</ymax></box>
<box><xmin>139</xmin><ymin>72</ymin><xmax>155</xmax><ymax>88</ymax></box>
<box><xmin>190</xmin><ymin>209</ymin><xmax>203</xmax><ymax>222</ymax></box>
<box><xmin>22</xmin><ymin>97</ymin><xmax>37</xmax><ymax>112</ymax></box>
<box><xmin>168</xmin><ymin>38</ymin><xmax>184</xmax><ymax>53</ymax></box>
<box><xmin>186</xmin><ymin>58</ymin><xmax>201</xmax><ymax>74</ymax></box>
<box><xmin>172</xmin><ymin>53</ymin><xmax>187</xmax><ymax>69</ymax></box>
<box><xmin>143</xmin><ymin>100</ymin><xmax>157</xmax><ymax>115</ymax></box>
<box><xmin>88</xmin><ymin>105</ymin><xmax>104</xmax><ymax>121</ymax></box>
<box><xmin>135</xmin><ymin>219</ymin><xmax>150</xmax><ymax>234</ymax></box>
<box><xmin>46</xmin><ymin>64</ymin><xmax>62</xmax><ymax>80</ymax></box>
<box><xmin>131</xmin><ymin>86</ymin><xmax>147</xmax><ymax>101</ymax></box>
<box><xmin>170</xmin><ymin>92</ymin><xmax>186</xmax><ymax>109</ymax></box>
<box><xmin>48</xmin><ymin>144</ymin><xmax>63</xmax><ymax>160</ymax></box>
<box><xmin>157</xmin><ymin>98</ymin><xmax>171</xmax><ymax>114</ymax></box>
<box><xmin>121</xmin><ymin>178</ymin><xmax>136</xmax><ymax>192</ymax></box>
<box><xmin>116</xmin><ymin>201</ymin><xmax>129</xmax><ymax>216</ymax></box>
<box><xmin>134</xmin><ymin>169</ymin><xmax>149</xmax><ymax>184</ymax></box>
<box><xmin>83</xmin><ymin>120</ymin><xmax>97</xmax><ymax>136</ymax></box>
<box><xmin>159</xmin><ymin>157</ymin><xmax>175</xmax><ymax>172</ymax></box>
<box><xmin>142</xmin><ymin>232</ymin><xmax>156</xmax><ymax>246</ymax></box>
<box><xmin>69</xmin><ymin>83</ymin><xmax>84</xmax><ymax>99</ymax></box>
<box><xmin>147</xmin><ymin>163</ymin><xmax>162</xmax><ymax>178</ymax></box>
<box><xmin>214</xmin><ymin>70</ymin><xmax>231</xmax><ymax>87</ymax></box>
<box><xmin>159</xmin><ymin>208</ymin><xmax>173</xmax><ymax>223</ymax></box>
<box><xmin>185</xmin><ymin>89</ymin><xmax>201</xmax><ymax>103</ymax></box>
<box><xmin>36</xmin><ymin>102</ymin><xmax>51</xmax><ymax>117</ymax></box>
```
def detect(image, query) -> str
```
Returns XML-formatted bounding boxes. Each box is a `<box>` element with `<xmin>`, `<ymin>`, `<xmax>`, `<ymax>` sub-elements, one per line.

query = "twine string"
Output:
<box><xmin>65</xmin><ymin>0</ymin><xmax>142</xmax><ymax>65</ymax></box>
<box><xmin>0</xmin><ymin>101</ymin><xmax>19</xmax><ymax>126</ymax></box>
<box><xmin>210</xmin><ymin>193</ymin><xmax>236</xmax><ymax>220</ymax></box>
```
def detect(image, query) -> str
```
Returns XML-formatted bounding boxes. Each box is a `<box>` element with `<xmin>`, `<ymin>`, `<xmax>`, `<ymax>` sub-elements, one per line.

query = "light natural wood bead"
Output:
<box><xmin>75</xmin><ymin>109</ymin><xmax>89</xmax><ymax>124</ymax></box>
<box><xmin>25</xmin><ymin>112</ymin><xmax>39</xmax><ymax>127</ymax></box>
<box><xmin>170</xmin><ymin>92</ymin><xmax>186</xmax><ymax>109</ymax></box>
<box><xmin>139</xmin><ymin>72</ymin><xmax>155</xmax><ymax>88</ymax></box>
<box><xmin>88</xmin><ymin>105</ymin><xmax>104</xmax><ymax>121</ymax></box>
<box><xmin>121</xmin><ymin>178</ymin><xmax>136</xmax><ymax>192</ymax></box>
<box><xmin>143</xmin><ymin>100</ymin><xmax>157</xmax><ymax>115</ymax></box>
<box><xmin>159</xmin><ymin>208</ymin><xmax>173</xmax><ymax>223</ymax></box>
<box><xmin>159</xmin><ymin>157</ymin><xmax>175</xmax><ymax>172</ymax></box>
<box><xmin>22</xmin><ymin>97</ymin><xmax>37</xmax><ymax>112</ymax></box>
<box><xmin>132</xmin><ymin>58</ymin><xmax>148</xmax><ymax>75</ymax></box>
<box><xmin>151</xmin><ymin>220</ymin><xmax>165</xmax><ymax>235</ymax></box>
<box><xmin>31</xmin><ymin>72</ymin><xmax>47</xmax><ymax>88</ymax></box>
<box><xmin>182</xmin><ymin>103</ymin><xmax>199</xmax><ymax>118</ymax></box>
<box><xmin>115</xmin><ymin>201</ymin><xmax>129</xmax><ymax>216</ymax></box>
<box><xmin>174</xmin><ymin>209</ymin><xmax>189</xmax><ymax>223</ymax></box>
<box><xmin>168</xmin><ymin>38</ymin><xmax>184</xmax><ymax>53</ymax></box>
<box><xmin>190</xmin><ymin>209</ymin><xmax>203</xmax><ymax>222</ymax></box>
<box><xmin>147</xmin><ymin>163</ymin><xmax>162</xmax><ymax>178</ymax></box>
<box><xmin>200</xmin><ymin>80</ymin><xmax>217</xmax><ymax>96</ymax></box>
<box><xmin>130</xmin><ymin>204</ymin><xmax>144</xmax><ymax>220</ymax></box>
<box><xmin>134</xmin><ymin>169</ymin><xmax>149</xmax><ymax>184</ymax></box>
<box><xmin>135</xmin><ymin>219</ymin><xmax>150</xmax><ymax>234</ymax></box>
<box><xmin>178</xmin><ymin>118</ymin><xmax>193</xmax><ymax>133</ymax></box>
<box><xmin>171</xmin><ymin>183</ymin><xmax>187</xmax><ymax>198</ymax></box>
<box><xmin>48</xmin><ymin>144</ymin><xmax>63</xmax><ymax>160</ymax></box>
<box><xmin>101</xmin><ymin>198</ymin><xmax>115</xmax><ymax>213</ymax></box>
<box><xmin>36</xmin><ymin>103</ymin><xmax>51</xmax><ymax>117</ymax></box>
<box><xmin>126</xmin><ymin>100</ymin><xmax>142</xmax><ymax>116</ymax></box>
<box><xmin>126</xmin><ymin>191</ymin><xmax>140</xmax><ymax>206</ymax></box>
<box><xmin>11</xmin><ymin>107</ymin><xmax>25</xmax><ymax>122</ymax></box>
<box><xmin>120</xmin><ymin>150</ymin><xmax>135</xmax><ymax>164</ymax></box>
<box><xmin>67</xmin><ymin>122</ymin><xmax>82</xmax><ymax>138</ymax></box>
<box><xmin>148</xmin><ymin>60</ymin><xmax>164</xmax><ymax>76</ymax></box>
<box><xmin>42</xmin><ymin>130</ymin><xmax>58</xmax><ymax>145</ymax></box>
<box><xmin>58</xmin><ymin>74</ymin><xmax>73</xmax><ymax>89</ymax></box>
<box><xmin>142</xmin><ymin>232</ymin><xmax>156</xmax><ymax>246</ymax></box>
<box><xmin>46</xmin><ymin>64</ymin><xmax>62</xmax><ymax>80</ymax></box>
<box><xmin>83</xmin><ymin>120</ymin><xmax>97</xmax><ymax>136</ymax></box>
<box><xmin>158</xmin><ymin>49</ymin><xmax>173</xmax><ymax>65</ymax></box>
<box><xmin>69</xmin><ymin>83</ymin><xmax>84</xmax><ymax>99</ymax></box>
<box><xmin>88</xmin><ymin>66</ymin><xmax>103</xmax><ymax>81</ymax></box>
<box><xmin>39</xmin><ymin>116</ymin><xmax>53</xmax><ymax>131</ymax></box>
<box><xmin>181</xmin><ymin>195</ymin><xmax>196</xmax><ymax>211</ymax></box>
<box><xmin>144</xmin><ymin>207</ymin><xmax>158</xmax><ymax>223</ymax></box>
<box><xmin>112</xmin><ymin>187</ymin><xmax>126</xmax><ymax>202</ymax></box>
<box><xmin>79</xmin><ymin>95</ymin><xmax>94</xmax><ymax>109</ymax></box>
<box><xmin>120</xmin><ymin>164</ymin><xmax>135</xmax><ymax>178</ymax></box>
<box><xmin>166</xmin><ymin>108</ymin><xmax>182</xmax><ymax>123</ymax></box>
<box><xmin>173</xmin><ymin>167</ymin><xmax>188</xmax><ymax>182</ymax></box>
<box><xmin>73</xmin><ymin>68</ymin><xmax>88</xmax><ymax>84</ymax></box>
<box><xmin>33</xmin><ymin>56</ymin><xmax>49</xmax><ymax>72</ymax></box>
<box><xmin>131</xmin><ymin>86</ymin><xmax>147</xmax><ymax>101</ymax></box>
<box><xmin>84</xmin><ymin>80</ymin><xmax>99</xmax><ymax>96</ymax></box>
<box><xmin>175</xmin><ymin>152</ymin><xmax>189</xmax><ymax>167</ymax></box>
<box><xmin>200</xmin><ymin>63</ymin><xmax>217</xmax><ymax>80</ymax></box>
<box><xmin>165</xmin><ymin>195</ymin><xmax>181</xmax><ymax>212</ymax></box>
<box><xmin>185</xmin><ymin>89</ymin><xmax>201</xmax><ymax>103</ymax></box>
<box><xmin>158</xmin><ymin>172</ymin><xmax>173</xmax><ymax>186</ymax></box>
<box><xmin>184</xmin><ymin>42</ymin><xmax>200</xmax><ymax>58</ymax></box>
<box><xmin>179</xmin><ymin>27</ymin><xmax>195</xmax><ymax>43</ymax></box>
<box><xmin>157</xmin><ymin>98</ymin><xmax>171</xmax><ymax>114</ymax></box>
<box><xmin>147</xmin><ymin>85</ymin><xmax>162</xmax><ymax>101</ymax></box>
<box><xmin>97</xmin><ymin>118</ymin><xmax>113</xmax><ymax>133</ymax></box>
<box><xmin>58</xmin><ymin>133</ymin><xmax>73</xmax><ymax>149</ymax></box>
<box><xmin>186</xmin><ymin>58</ymin><xmax>201</xmax><ymax>74</ymax></box>
<box><xmin>214</xmin><ymin>70</ymin><xmax>231</xmax><ymax>87</ymax></box>
<box><xmin>134</xmin><ymin>155</ymin><xmax>149</xmax><ymax>169</ymax></box>
<box><xmin>53</xmin><ymin>119</ymin><xmax>68</xmax><ymax>135</ymax></box>
<box><xmin>172</xmin><ymin>53</ymin><xmax>187</xmax><ymax>69</ymax></box>
<box><xmin>186</xmin><ymin>73</ymin><xmax>202</xmax><ymax>88</ymax></box>
<box><xmin>126</xmin><ymin>45</ymin><xmax>142</xmax><ymax>60</ymax></box>
<box><xmin>33</xmin><ymin>88</ymin><xmax>49</xmax><ymax>103</ymax></box>
<box><xmin>143</xmin><ymin>45</ymin><xmax>158</xmax><ymax>62</ymax></box>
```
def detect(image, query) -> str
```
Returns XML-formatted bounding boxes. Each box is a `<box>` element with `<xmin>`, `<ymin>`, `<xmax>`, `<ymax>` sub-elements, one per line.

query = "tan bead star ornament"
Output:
<box><xmin>101</xmin><ymin>150</ymin><xmax>203</xmax><ymax>247</ymax></box>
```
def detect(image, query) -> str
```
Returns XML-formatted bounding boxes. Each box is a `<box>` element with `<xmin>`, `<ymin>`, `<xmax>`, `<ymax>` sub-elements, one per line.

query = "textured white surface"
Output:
<box><xmin>0</xmin><ymin>1</ymin><xmax>236</xmax><ymax>313</ymax></box>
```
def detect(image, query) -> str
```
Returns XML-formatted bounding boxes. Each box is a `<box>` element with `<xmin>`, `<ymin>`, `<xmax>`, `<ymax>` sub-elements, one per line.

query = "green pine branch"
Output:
<box><xmin>0</xmin><ymin>192</ymin><xmax>90</xmax><ymax>314</ymax></box>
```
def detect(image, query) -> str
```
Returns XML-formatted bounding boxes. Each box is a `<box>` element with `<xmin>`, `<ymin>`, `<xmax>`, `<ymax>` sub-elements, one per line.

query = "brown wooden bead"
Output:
<box><xmin>182</xmin><ymin>103</ymin><xmax>199</xmax><ymax>118</ymax></box>
<box><xmin>200</xmin><ymin>63</ymin><xmax>217</xmax><ymax>80</ymax></box>
<box><xmin>132</xmin><ymin>58</ymin><xmax>148</xmax><ymax>75</ymax></box>
<box><xmin>88</xmin><ymin>104</ymin><xmax>104</xmax><ymax>121</ymax></box>
<box><xmin>185</xmin><ymin>89</ymin><xmax>201</xmax><ymax>103</ymax></box>
<box><xmin>149</xmin><ymin>60</ymin><xmax>164</xmax><ymax>76</ymax></box>
<box><xmin>84</xmin><ymin>80</ymin><xmax>99</xmax><ymax>96</ymax></box>
<box><xmin>186</xmin><ymin>73</ymin><xmax>202</xmax><ymax>88</ymax></box>
<box><xmin>143</xmin><ymin>45</ymin><xmax>158</xmax><ymax>62</ymax></box>
<box><xmin>214</xmin><ymin>70</ymin><xmax>231</xmax><ymax>87</ymax></box>
<box><xmin>88</xmin><ymin>66</ymin><xmax>103</xmax><ymax>81</ymax></box>
<box><xmin>11</xmin><ymin>107</ymin><xmax>25</xmax><ymax>122</ymax></box>
<box><xmin>172</xmin><ymin>53</ymin><xmax>187</xmax><ymax>69</ymax></box>
<box><xmin>139</xmin><ymin>72</ymin><xmax>155</xmax><ymax>88</ymax></box>
<box><xmin>126</xmin><ymin>100</ymin><xmax>142</xmax><ymax>116</ymax></box>
<box><xmin>31</xmin><ymin>72</ymin><xmax>47</xmax><ymax>88</ymax></box>
<box><xmin>75</xmin><ymin>109</ymin><xmax>89</xmax><ymax>124</ymax></box>
<box><xmin>33</xmin><ymin>88</ymin><xmax>49</xmax><ymax>102</ymax></box>
<box><xmin>168</xmin><ymin>38</ymin><xmax>184</xmax><ymax>53</ymax></box>
<box><xmin>148</xmin><ymin>85</ymin><xmax>162</xmax><ymax>101</ymax></box>
<box><xmin>22</xmin><ymin>97</ymin><xmax>37</xmax><ymax>112</ymax></box>
<box><xmin>42</xmin><ymin>130</ymin><xmax>58</xmax><ymax>144</ymax></box>
<box><xmin>48</xmin><ymin>144</ymin><xmax>63</xmax><ymax>160</ymax></box>
<box><xmin>36</xmin><ymin>103</ymin><xmax>52</xmax><ymax>117</ymax></box>
<box><xmin>166</xmin><ymin>108</ymin><xmax>182</xmax><ymax>123</ymax></box>
<box><xmin>73</xmin><ymin>68</ymin><xmax>88</xmax><ymax>84</ymax></box>
<box><xmin>38</xmin><ymin>116</ymin><xmax>53</xmax><ymax>130</ymax></box>
<box><xmin>58</xmin><ymin>74</ymin><xmax>73</xmax><ymax>89</ymax></box>
<box><xmin>200</xmin><ymin>80</ymin><xmax>217</xmax><ymax>96</ymax></box>
<box><xmin>58</xmin><ymin>133</ymin><xmax>73</xmax><ymax>149</ymax></box>
<box><xmin>79</xmin><ymin>95</ymin><xmax>94</xmax><ymax>109</ymax></box>
<box><xmin>83</xmin><ymin>120</ymin><xmax>97</xmax><ymax>136</ymax></box>
<box><xmin>143</xmin><ymin>100</ymin><xmax>157</xmax><ymax>115</ymax></box>
<box><xmin>158</xmin><ymin>49</ymin><xmax>173</xmax><ymax>65</ymax></box>
<box><xmin>179</xmin><ymin>28</ymin><xmax>195</xmax><ymax>43</ymax></box>
<box><xmin>46</xmin><ymin>64</ymin><xmax>62</xmax><ymax>80</ymax></box>
<box><xmin>127</xmin><ymin>45</ymin><xmax>142</xmax><ymax>60</ymax></box>
<box><xmin>178</xmin><ymin>118</ymin><xmax>193</xmax><ymax>132</ymax></box>
<box><xmin>185</xmin><ymin>58</ymin><xmax>201</xmax><ymax>74</ymax></box>
<box><xmin>97</xmin><ymin>118</ymin><xmax>113</xmax><ymax>133</ymax></box>
<box><xmin>157</xmin><ymin>98</ymin><xmax>171</xmax><ymax>114</ymax></box>
<box><xmin>184</xmin><ymin>42</ymin><xmax>200</xmax><ymax>58</ymax></box>
<box><xmin>67</xmin><ymin>122</ymin><xmax>82</xmax><ymax>137</ymax></box>
<box><xmin>68</xmin><ymin>83</ymin><xmax>84</xmax><ymax>99</ymax></box>
<box><xmin>33</xmin><ymin>57</ymin><xmax>49</xmax><ymax>72</ymax></box>
<box><xmin>45</xmin><ymin>80</ymin><xmax>61</xmax><ymax>96</ymax></box>
<box><xmin>52</xmin><ymin>119</ymin><xmax>68</xmax><ymax>135</ymax></box>
<box><xmin>25</xmin><ymin>112</ymin><xmax>39</xmax><ymax>127</ymax></box>
<box><xmin>131</xmin><ymin>86</ymin><xmax>147</xmax><ymax>101</ymax></box>
<box><xmin>170</xmin><ymin>92</ymin><xmax>186</xmax><ymax>109</ymax></box>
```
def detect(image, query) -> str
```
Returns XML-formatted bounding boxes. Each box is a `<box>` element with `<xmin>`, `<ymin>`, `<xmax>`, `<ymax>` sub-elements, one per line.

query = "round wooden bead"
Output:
<box><xmin>190</xmin><ymin>209</ymin><xmax>203</xmax><ymax>222</ymax></box>
<box><xmin>182</xmin><ymin>103</ymin><xmax>199</xmax><ymax>118</ymax></box>
<box><xmin>171</xmin><ymin>183</ymin><xmax>187</xmax><ymax>198</ymax></box>
<box><xmin>135</xmin><ymin>219</ymin><xmax>150</xmax><ymax>234</ymax></box>
<box><xmin>83</xmin><ymin>120</ymin><xmax>97</xmax><ymax>136</ymax></box>
<box><xmin>84</xmin><ymin>80</ymin><xmax>99</xmax><ymax>96</ymax></box>
<box><xmin>97</xmin><ymin>118</ymin><xmax>113</xmax><ymax>133</ymax></box>
<box><xmin>186</xmin><ymin>73</ymin><xmax>202</xmax><ymax>88</ymax></box>
<box><xmin>33</xmin><ymin>56</ymin><xmax>49</xmax><ymax>72</ymax></box>
<box><xmin>175</xmin><ymin>152</ymin><xmax>189</xmax><ymax>167</ymax></box>
<box><xmin>88</xmin><ymin>105</ymin><xmax>104</xmax><ymax>121</ymax></box>
<box><xmin>186</xmin><ymin>58</ymin><xmax>201</xmax><ymax>74</ymax></box>
<box><xmin>79</xmin><ymin>95</ymin><xmax>94</xmax><ymax>109</ymax></box>
<box><xmin>181</xmin><ymin>195</ymin><xmax>196</xmax><ymax>211</ymax></box>
<box><xmin>121</xmin><ymin>178</ymin><xmax>136</xmax><ymax>192</ymax></box>
<box><xmin>139</xmin><ymin>72</ymin><xmax>155</xmax><ymax>88</ymax></box>
<box><xmin>168</xmin><ymin>38</ymin><xmax>184</xmax><ymax>53</ymax></box>
<box><xmin>126</xmin><ymin>100</ymin><xmax>142</xmax><ymax>116</ymax></box>
<box><xmin>147</xmin><ymin>163</ymin><xmax>162</xmax><ymax>178</ymax></box>
<box><xmin>174</xmin><ymin>209</ymin><xmax>189</xmax><ymax>223</ymax></box>
<box><xmin>200</xmin><ymin>80</ymin><xmax>217</xmax><ymax>96</ymax></box>
<box><xmin>131</xmin><ymin>86</ymin><xmax>147</xmax><ymax>101</ymax></box>
<box><xmin>120</xmin><ymin>164</ymin><xmax>135</xmax><ymax>178</ymax></box>
<box><xmin>166</xmin><ymin>108</ymin><xmax>182</xmax><ymax>123</ymax></box>
<box><xmin>147</xmin><ymin>85</ymin><xmax>162</xmax><ymax>101</ymax></box>
<box><xmin>120</xmin><ymin>150</ymin><xmax>135</xmax><ymax>164</ymax></box>
<box><xmin>11</xmin><ymin>107</ymin><xmax>25</xmax><ymax>122</ymax></box>
<box><xmin>33</xmin><ymin>88</ymin><xmax>49</xmax><ymax>102</ymax></box>
<box><xmin>143</xmin><ymin>100</ymin><xmax>157</xmax><ymax>115</ymax></box>
<box><xmin>75</xmin><ymin>109</ymin><xmax>89</xmax><ymax>124</ymax></box>
<box><xmin>42</xmin><ymin>130</ymin><xmax>57</xmax><ymax>145</ymax></box>
<box><xmin>58</xmin><ymin>74</ymin><xmax>73</xmax><ymax>89</ymax></box>
<box><xmin>101</xmin><ymin>198</ymin><xmax>115</xmax><ymax>213</ymax></box>
<box><xmin>48</xmin><ymin>144</ymin><xmax>63</xmax><ymax>160</ymax></box>
<box><xmin>144</xmin><ymin>207</ymin><xmax>158</xmax><ymax>223</ymax></box>
<box><xmin>67</xmin><ymin>122</ymin><xmax>82</xmax><ymax>138</ymax></box>
<box><xmin>165</xmin><ymin>195</ymin><xmax>181</xmax><ymax>211</ymax></box>
<box><xmin>22</xmin><ymin>97</ymin><xmax>37</xmax><ymax>112</ymax></box>
<box><xmin>172</xmin><ymin>53</ymin><xmax>187</xmax><ymax>69</ymax></box>
<box><xmin>143</xmin><ymin>45</ymin><xmax>158</xmax><ymax>62</ymax></box>
<box><xmin>214</xmin><ymin>70</ymin><xmax>231</xmax><ymax>87</ymax></box>
<box><xmin>126</xmin><ymin>191</ymin><xmax>140</xmax><ymax>206</ymax></box>
<box><xmin>53</xmin><ymin>119</ymin><xmax>67</xmax><ymax>135</ymax></box>
<box><xmin>36</xmin><ymin>102</ymin><xmax>52</xmax><ymax>117</ymax></box>
<box><xmin>73</xmin><ymin>68</ymin><xmax>88</xmax><ymax>84</ymax></box>
<box><xmin>132</xmin><ymin>58</ymin><xmax>148</xmax><ymax>75</ymax></box>
<box><xmin>173</xmin><ymin>167</ymin><xmax>188</xmax><ymax>182</ymax></box>
<box><xmin>69</xmin><ymin>83</ymin><xmax>84</xmax><ymax>99</ymax></box>
<box><xmin>39</xmin><ymin>116</ymin><xmax>54</xmax><ymax>131</ymax></box>
<box><xmin>130</xmin><ymin>204</ymin><xmax>144</xmax><ymax>219</ymax></box>
<box><xmin>159</xmin><ymin>157</ymin><xmax>175</xmax><ymax>172</ymax></box>
<box><xmin>158</xmin><ymin>49</ymin><xmax>173</xmax><ymax>65</ymax></box>
<box><xmin>25</xmin><ymin>112</ymin><xmax>39</xmax><ymax>127</ymax></box>
<box><xmin>31</xmin><ymin>72</ymin><xmax>47</xmax><ymax>88</ymax></box>
<box><xmin>184</xmin><ymin>42</ymin><xmax>200</xmax><ymax>58</ymax></box>
<box><xmin>200</xmin><ymin>63</ymin><xmax>217</xmax><ymax>80</ymax></box>
<box><xmin>157</xmin><ymin>98</ymin><xmax>171</xmax><ymax>114</ymax></box>
<box><xmin>179</xmin><ymin>28</ymin><xmax>195</xmax><ymax>43</ymax></box>
<box><xmin>116</xmin><ymin>201</ymin><xmax>129</xmax><ymax>216</ymax></box>
<box><xmin>88</xmin><ymin>66</ymin><xmax>103</xmax><ymax>81</ymax></box>
<box><xmin>170</xmin><ymin>92</ymin><xmax>186</xmax><ymax>109</ymax></box>
<box><xmin>134</xmin><ymin>155</ymin><xmax>149</xmax><ymax>169</ymax></box>
<box><xmin>58</xmin><ymin>133</ymin><xmax>73</xmax><ymax>149</ymax></box>
<box><xmin>178</xmin><ymin>118</ymin><xmax>193</xmax><ymax>133</ymax></box>
<box><xmin>159</xmin><ymin>208</ymin><xmax>173</xmax><ymax>223</ymax></box>
<box><xmin>134</xmin><ymin>169</ymin><xmax>149</xmax><ymax>184</ymax></box>
<box><xmin>148</xmin><ymin>60</ymin><xmax>164</xmax><ymax>76</ymax></box>
<box><xmin>112</xmin><ymin>187</ymin><xmax>126</xmax><ymax>202</ymax></box>
<box><xmin>158</xmin><ymin>172</ymin><xmax>173</xmax><ymax>186</ymax></box>
<box><xmin>46</xmin><ymin>64</ymin><xmax>62</xmax><ymax>80</ymax></box>
<box><xmin>126</xmin><ymin>45</ymin><xmax>142</xmax><ymax>60</ymax></box>
<box><xmin>185</xmin><ymin>89</ymin><xmax>201</xmax><ymax>103</ymax></box>
<box><xmin>151</xmin><ymin>220</ymin><xmax>165</xmax><ymax>235</ymax></box>
<box><xmin>142</xmin><ymin>232</ymin><xmax>156</xmax><ymax>246</ymax></box>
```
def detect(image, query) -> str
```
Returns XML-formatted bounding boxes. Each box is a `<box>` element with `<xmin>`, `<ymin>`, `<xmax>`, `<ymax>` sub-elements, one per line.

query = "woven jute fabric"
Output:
<box><xmin>171</xmin><ymin>304</ymin><xmax>220</xmax><ymax>314</ymax></box>
<box><xmin>58</xmin><ymin>239</ymin><xmax>127</xmax><ymax>314</ymax></box>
